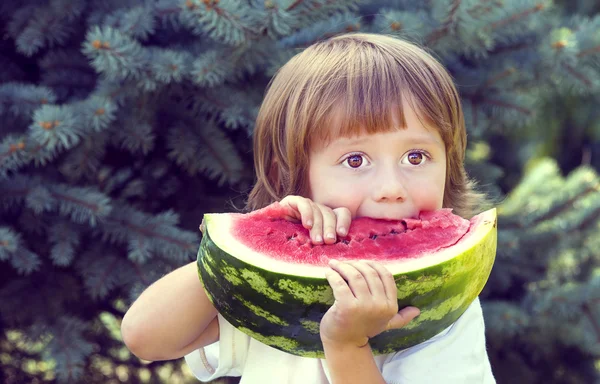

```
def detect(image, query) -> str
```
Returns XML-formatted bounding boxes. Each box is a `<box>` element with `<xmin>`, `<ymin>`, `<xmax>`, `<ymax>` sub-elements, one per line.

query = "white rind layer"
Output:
<box><xmin>205</xmin><ymin>208</ymin><xmax>496</xmax><ymax>279</ymax></box>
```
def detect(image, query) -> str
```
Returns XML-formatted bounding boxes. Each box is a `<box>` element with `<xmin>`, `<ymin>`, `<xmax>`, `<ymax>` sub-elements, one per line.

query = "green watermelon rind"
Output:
<box><xmin>196</xmin><ymin>208</ymin><xmax>497</xmax><ymax>358</ymax></box>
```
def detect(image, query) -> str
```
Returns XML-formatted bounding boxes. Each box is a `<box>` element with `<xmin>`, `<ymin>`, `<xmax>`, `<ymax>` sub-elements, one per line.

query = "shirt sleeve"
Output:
<box><xmin>381</xmin><ymin>297</ymin><xmax>495</xmax><ymax>384</ymax></box>
<box><xmin>184</xmin><ymin>314</ymin><xmax>250</xmax><ymax>382</ymax></box>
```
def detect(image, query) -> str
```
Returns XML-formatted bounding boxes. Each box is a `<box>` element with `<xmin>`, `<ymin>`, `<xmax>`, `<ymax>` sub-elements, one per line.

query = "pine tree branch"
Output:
<box><xmin>470</xmin><ymin>67</ymin><xmax>520</xmax><ymax>101</ymax></box>
<box><xmin>53</xmin><ymin>191</ymin><xmax>103</xmax><ymax>212</ymax></box>
<box><xmin>0</xmin><ymin>140</ymin><xmax>26</xmax><ymax>162</ymax></box>
<box><xmin>132</xmin><ymin>260</ymin><xmax>151</xmax><ymax>285</ymax></box>
<box><xmin>479</xmin><ymin>98</ymin><xmax>533</xmax><ymax>115</ymax></box>
<box><xmin>0</xmin><ymin>136</ymin><xmax>50</xmax><ymax>166</ymax></box>
<box><xmin>0</xmin><ymin>88</ymin><xmax>52</xmax><ymax>111</ymax></box>
<box><xmin>531</xmin><ymin>186</ymin><xmax>597</xmax><ymax>226</ymax></box>
<box><xmin>105</xmin><ymin>216</ymin><xmax>195</xmax><ymax>251</ymax></box>
<box><xmin>286</xmin><ymin>0</ymin><xmax>304</xmax><ymax>11</ymax></box>
<box><xmin>502</xmin><ymin>185</ymin><xmax>598</xmax><ymax>229</ymax></box>
<box><xmin>425</xmin><ymin>0</ymin><xmax>462</xmax><ymax>46</ymax></box>
<box><xmin>197</xmin><ymin>126</ymin><xmax>234</xmax><ymax>179</ymax></box>
<box><xmin>90</xmin><ymin>40</ymin><xmax>125</xmax><ymax>58</ymax></box>
<box><xmin>499</xmin><ymin>257</ymin><xmax>547</xmax><ymax>278</ymax></box>
<box><xmin>89</xmin><ymin>257</ymin><xmax>120</xmax><ymax>301</ymax></box>
<box><xmin>5</xmin><ymin>184</ymin><xmax>194</xmax><ymax>254</ymax></box>
<box><xmin>157</xmin><ymin>7</ymin><xmax>182</xmax><ymax>17</ymax></box>
<box><xmin>488</xmin><ymin>3</ymin><xmax>546</xmax><ymax>30</ymax></box>
<box><xmin>185</xmin><ymin>0</ymin><xmax>256</xmax><ymax>36</ymax></box>
<box><xmin>70</xmin><ymin>140</ymin><xmax>97</xmax><ymax>180</ymax></box>
<box><xmin>545</xmin><ymin>295</ymin><xmax>600</xmax><ymax>344</ymax></box>
<box><xmin>5</xmin><ymin>182</ymin><xmax>107</xmax><ymax>224</ymax></box>
<box><xmin>3</xmin><ymin>185</ymin><xmax>195</xmax><ymax>261</ymax></box>
<box><xmin>54</xmin><ymin>329</ymin><xmax>77</xmax><ymax>381</ymax></box>
<box><xmin>469</xmin><ymin>99</ymin><xmax>479</xmax><ymax>128</ymax></box>
<box><xmin>563</xmin><ymin>63</ymin><xmax>593</xmax><ymax>87</ymax></box>
<box><xmin>488</xmin><ymin>42</ymin><xmax>534</xmax><ymax>56</ymax></box>
<box><xmin>577</xmin><ymin>45</ymin><xmax>600</xmax><ymax>58</ymax></box>
<box><xmin>575</xmin><ymin>206</ymin><xmax>600</xmax><ymax>231</ymax></box>
<box><xmin>581</xmin><ymin>302</ymin><xmax>600</xmax><ymax>343</ymax></box>
<box><xmin>466</xmin><ymin>3</ymin><xmax>497</xmax><ymax>19</ymax></box>
<box><xmin>483</xmin><ymin>67</ymin><xmax>517</xmax><ymax>89</ymax></box>
<box><xmin>425</xmin><ymin>3</ymin><xmax>547</xmax><ymax>48</ymax></box>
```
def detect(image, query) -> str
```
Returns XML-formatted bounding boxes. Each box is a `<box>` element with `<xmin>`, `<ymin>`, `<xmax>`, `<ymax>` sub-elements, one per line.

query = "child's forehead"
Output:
<box><xmin>311</xmin><ymin>104</ymin><xmax>402</xmax><ymax>141</ymax></box>
<box><xmin>309</xmin><ymin>100</ymin><xmax>439</xmax><ymax>150</ymax></box>
<box><xmin>312</xmin><ymin>126</ymin><xmax>444</xmax><ymax>155</ymax></box>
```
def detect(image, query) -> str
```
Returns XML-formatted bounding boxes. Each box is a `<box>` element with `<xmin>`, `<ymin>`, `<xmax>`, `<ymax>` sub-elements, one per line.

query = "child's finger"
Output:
<box><xmin>280</xmin><ymin>196</ymin><xmax>314</xmax><ymax>229</ymax></box>
<box><xmin>349</xmin><ymin>261</ymin><xmax>386</xmax><ymax>299</ymax></box>
<box><xmin>386</xmin><ymin>306</ymin><xmax>420</xmax><ymax>331</ymax></box>
<box><xmin>364</xmin><ymin>260</ymin><xmax>397</xmax><ymax>304</ymax></box>
<box><xmin>320</xmin><ymin>205</ymin><xmax>338</xmax><ymax>244</ymax></box>
<box><xmin>329</xmin><ymin>260</ymin><xmax>369</xmax><ymax>299</ymax></box>
<box><xmin>333</xmin><ymin>207</ymin><xmax>351</xmax><ymax>237</ymax></box>
<box><xmin>309</xmin><ymin>203</ymin><xmax>324</xmax><ymax>244</ymax></box>
<box><xmin>199</xmin><ymin>219</ymin><xmax>205</xmax><ymax>234</ymax></box>
<box><xmin>325</xmin><ymin>267</ymin><xmax>355</xmax><ymax>303</ymax></box>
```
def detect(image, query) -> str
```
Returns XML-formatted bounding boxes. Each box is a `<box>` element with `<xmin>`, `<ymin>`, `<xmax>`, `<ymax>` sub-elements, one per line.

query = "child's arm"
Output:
<box><xmin>121</xmin><ymin>261</ymin><xmax>219</xmax><ymax>361</ymax></box>
<box><xmin>320</xmin><ymin>259</ymin><xmax>420</xmax><ymax>384</ymax></box>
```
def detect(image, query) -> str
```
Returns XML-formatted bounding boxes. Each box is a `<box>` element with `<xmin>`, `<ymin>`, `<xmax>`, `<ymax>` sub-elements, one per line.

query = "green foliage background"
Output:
<box><xmin>0</xmin><ymin>0</ymin><xmax>599</xmax><ymax>383</ymax></box>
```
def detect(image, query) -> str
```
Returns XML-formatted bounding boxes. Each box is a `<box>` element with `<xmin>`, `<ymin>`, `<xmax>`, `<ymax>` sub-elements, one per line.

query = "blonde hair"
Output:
<box><xmin>247</xmin><ymin>32</ymin><xmax>485</xmax><ymax>218</ymax></box>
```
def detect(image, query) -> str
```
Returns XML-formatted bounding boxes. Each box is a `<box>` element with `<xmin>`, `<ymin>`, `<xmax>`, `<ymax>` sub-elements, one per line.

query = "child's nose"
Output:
<box><xmin>373</xmin><ymin>171</ymin><xmax>408</xmax><ymax>202</ymax></box>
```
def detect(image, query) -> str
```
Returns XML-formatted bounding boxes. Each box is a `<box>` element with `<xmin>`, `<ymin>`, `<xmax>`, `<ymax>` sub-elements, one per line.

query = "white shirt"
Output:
<box><xmin>185</xmin><ymin>297</ymin><xmax>495</xmax><ymax>383</ymax></box>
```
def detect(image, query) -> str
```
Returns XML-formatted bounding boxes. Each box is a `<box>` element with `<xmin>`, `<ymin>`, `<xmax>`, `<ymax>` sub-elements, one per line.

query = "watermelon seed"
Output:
<box><xmin>341</xmin><ymin>239</ymin><xmax>350</xmax><ymax>245</ymax></box>
<box><xmin>390</xmin><ymin>229</ymin><xmax>399</xmax><ymax>235</ymax></box>
<box><xmin>370</xmin><ymin>234</ymin><xmax>378</xmax><ymax>240</ymax></box>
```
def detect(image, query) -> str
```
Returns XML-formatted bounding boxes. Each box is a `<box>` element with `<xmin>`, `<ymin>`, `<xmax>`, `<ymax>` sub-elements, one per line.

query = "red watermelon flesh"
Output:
<box><xmin>232</xmin><ymin>203</ymin><xmax>471</xmax><ymax>266</ymax></box>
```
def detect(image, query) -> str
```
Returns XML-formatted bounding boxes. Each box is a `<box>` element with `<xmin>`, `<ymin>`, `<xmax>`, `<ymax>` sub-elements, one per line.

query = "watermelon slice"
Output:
<box><xmin>197</xmin><ymin>203</ymin><xmax>497</xmax><ymax>357</ymax></box>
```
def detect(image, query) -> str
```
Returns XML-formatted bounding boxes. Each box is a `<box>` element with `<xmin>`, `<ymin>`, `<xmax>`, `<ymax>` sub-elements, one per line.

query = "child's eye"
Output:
<box><xmin>342</xmin><ymin>154</ymin><xmax>368</xmax><ymax>169</ymax></box>
<box><xmin>401</xmin><ymin>151</ymin><xmax>429</xmax><ymax>166</ymax></box>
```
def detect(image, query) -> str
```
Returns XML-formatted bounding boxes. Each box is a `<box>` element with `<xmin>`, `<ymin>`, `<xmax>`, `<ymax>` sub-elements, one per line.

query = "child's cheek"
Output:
<box><xmin>410</xmin><ymin>182</ymin><xmax>445</xmax><ymax>211</ymax></box>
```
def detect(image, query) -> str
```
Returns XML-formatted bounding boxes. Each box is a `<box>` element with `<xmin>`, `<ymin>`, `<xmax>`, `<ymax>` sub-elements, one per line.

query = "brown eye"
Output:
<box><xmin>406</xmin><ymin>152</ymin><xmax>425</xmax><ymax>165</ymax></box>
<box><xmin>346</xmin><ymin>155</ymin><xmax>363</xmax><ymax>168</ymax></box>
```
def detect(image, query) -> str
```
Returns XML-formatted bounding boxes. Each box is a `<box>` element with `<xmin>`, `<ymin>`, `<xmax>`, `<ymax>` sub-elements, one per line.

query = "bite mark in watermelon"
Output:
<box><xmin>196</xmin><ymin>203</ymin><xmax>497</xmax><ymax>357</ymax></box>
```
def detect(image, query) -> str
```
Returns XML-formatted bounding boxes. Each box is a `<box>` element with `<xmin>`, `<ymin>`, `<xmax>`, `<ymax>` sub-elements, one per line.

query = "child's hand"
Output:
<box><xmin>279</xmin><ymin>195</ymin><xmax>351</xmax><ymax>245</ymax></box>
<box><xmin>320</xmin><ymin>259</ymin><xmax>420</xmax><ymax>348</ymax></box>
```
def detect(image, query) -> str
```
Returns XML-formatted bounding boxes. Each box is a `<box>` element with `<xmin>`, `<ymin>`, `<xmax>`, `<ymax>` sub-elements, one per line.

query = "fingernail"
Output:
<box><xmin>326</xmin><ymin>233</ymin><xmax>335</xmax><ymax>239</ymax></box>
<box><xmin>338</xmin><ymin>227</ymin><xmax>346</xmax><ymax>235</ymax></box>
<box><xmin>315</xmin><ymin>235</ymin><xmax>323</xmax><ymax>243</ymax></box>
<box><xmin>306</xmin><ymin>220</ymin><xmax>313</xmax><ymax>227</ymax></box>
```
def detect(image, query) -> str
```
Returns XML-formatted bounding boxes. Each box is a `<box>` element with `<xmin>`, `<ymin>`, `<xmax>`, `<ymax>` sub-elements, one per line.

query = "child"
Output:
<box><xmin>121</xmin><ymin>32</ymin><xmax>495</xmax><ymax>383</ymax></box>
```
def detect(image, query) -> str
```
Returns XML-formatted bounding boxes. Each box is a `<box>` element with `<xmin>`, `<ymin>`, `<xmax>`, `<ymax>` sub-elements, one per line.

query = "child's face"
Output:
<box><xmin>307</xmin><ymin>102</ymin><xmax>446</xmax><ymax>220</ymax></box>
